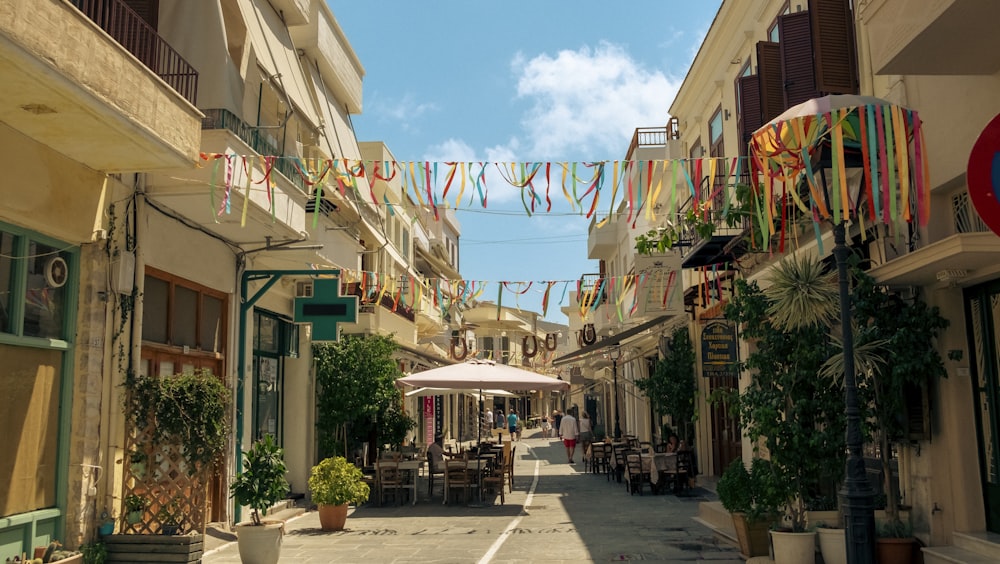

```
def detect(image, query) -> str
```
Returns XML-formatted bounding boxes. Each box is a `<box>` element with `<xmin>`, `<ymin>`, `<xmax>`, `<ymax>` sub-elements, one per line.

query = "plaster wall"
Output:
<box><xmin>0</xmin><ymin>124</ymin><xmax>106</xmax><ymax>244</ymax></box>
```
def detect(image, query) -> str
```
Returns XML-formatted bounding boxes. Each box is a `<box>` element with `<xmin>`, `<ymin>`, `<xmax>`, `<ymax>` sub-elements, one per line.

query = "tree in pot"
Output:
<box><xmin>717</xmin><ymin>458</ymin><xmax>784</xmax><ymax>559</ymax></box>
<box><xmin>230</xmin><ymin>435</ymin><xmax>290</xmax><ymax>564</ymax></box>
<box><xmin>314</xmin><ymin>335</ymin><xmax>410</xmax><ymax>463</ymax></box>
<box><xmin>308</xmin><ymin>456</ymin><xmax>370</xmax><ymax>531</ymax></box>
<box><xmin>724</xmin><ymin>255</ymin><xmax>847</xmax><ymax>564</ymax></box>
<box><xmin>636</xmin><ymin>326</ymin><xmax>697</xmax><ymax>446</ymax></box>
<box><xmin>820</xmin><ymin>265</ymin><xmax>948</xmax><ymax>563</ymax></box>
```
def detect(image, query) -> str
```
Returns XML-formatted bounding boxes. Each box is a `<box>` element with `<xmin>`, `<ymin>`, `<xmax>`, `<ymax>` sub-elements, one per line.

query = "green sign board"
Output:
<box><xmin>701</xmin><ymin>320</ymin><xmax>737</xmax><ymax>378</ymax></box>
<box><xmin>294</xmin><ymin>279</ymin><xmax>358</xmax><ymax>341</ymax></box>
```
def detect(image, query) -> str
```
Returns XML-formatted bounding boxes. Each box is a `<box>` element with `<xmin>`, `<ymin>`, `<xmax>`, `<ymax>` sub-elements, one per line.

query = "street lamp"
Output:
<box><xmin>610</xmin><ymin>345</ymin><xmax>623</xmax><ymax>440</ymax></box>
<box><xmin>822</xmin><ymin>170</ymin><xmax>877</xmax><ymax>564</ymax></box>
<box><xmin>751</xmin><ymin>96</ymin><xmax>927</xmax><ymax>564</ymax></box>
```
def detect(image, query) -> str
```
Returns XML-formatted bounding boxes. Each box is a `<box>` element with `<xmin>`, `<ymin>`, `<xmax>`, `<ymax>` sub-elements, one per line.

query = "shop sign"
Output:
<box><xmin>701</xmin><ymin>320</ymin><xmax>737</xmax><ymax>378</ymax></box>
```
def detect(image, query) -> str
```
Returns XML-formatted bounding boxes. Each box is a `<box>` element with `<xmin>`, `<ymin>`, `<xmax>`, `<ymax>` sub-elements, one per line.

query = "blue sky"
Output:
<box><xmin>329</xmin><ymin>1</ymin><xmax>722</xmax><ymax>322</ymax></box>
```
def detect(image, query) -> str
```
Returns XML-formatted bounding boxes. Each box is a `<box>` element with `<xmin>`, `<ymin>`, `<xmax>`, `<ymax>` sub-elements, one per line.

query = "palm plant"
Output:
<box><xmin>819</xmin><ymin>264</ymin><xmax>948</xmax><ymax>535</ymax></box>
<box><xmin>725</xmin><ymin>253</ymin><xmax>845</xmax><ymax>532</ymax></box>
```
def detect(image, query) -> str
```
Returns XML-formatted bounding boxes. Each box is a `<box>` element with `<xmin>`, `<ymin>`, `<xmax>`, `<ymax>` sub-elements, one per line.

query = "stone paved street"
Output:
<box><xmin>204</xmin><ymin>432</ymin><xmax>742</xmax><ymax>563</ymax></box>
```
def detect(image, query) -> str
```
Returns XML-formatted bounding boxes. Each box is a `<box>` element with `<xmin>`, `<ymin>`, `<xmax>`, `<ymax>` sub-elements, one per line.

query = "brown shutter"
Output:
<box><xmin>124</xmin><ymin>0</ymin><xmax>159</xmax><ymax>29</ymax></box>
<box><xmin>737</xmin><ymin>75</ymin><xmax>762</xmax><ymax>156</ymax></box>
<box><xmin>809</xmin><ymin>0</ymin><xmax>859</xmax><ymax>94</ymax></box>
<box><xmin>904</xmin><ymin>382</ymin><xmax>931</xmax><ymax>441</ymax></box>
<box><xmin>757</xmin><ymin>41</ymin><xmax>784</xmax><ymax>122</ymax></box>
<box><xmin>779</xmin><ymin>11</ymin><xmax>819</xmax><ymax>107</ymax></box>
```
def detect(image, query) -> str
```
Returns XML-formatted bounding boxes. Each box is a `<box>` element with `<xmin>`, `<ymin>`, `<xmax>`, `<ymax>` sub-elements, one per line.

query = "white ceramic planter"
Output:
<box><xmin>770</xmin><ymin>530</ymin><xmax>816</xmax><ymax>564</ymax></box>
<box><xmin>235</xmin><ymin>520</ymin><xmax>283</xmax><ymax>564</ymax></box>
<box><xmin>817</xmin><ymin>527</ymin><xmax>847</xmax><ymax>564</ymax></box>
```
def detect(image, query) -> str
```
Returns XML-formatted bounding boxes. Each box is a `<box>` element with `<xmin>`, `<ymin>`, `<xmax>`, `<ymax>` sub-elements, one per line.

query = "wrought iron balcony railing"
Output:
<box><xmin>202</xmin><ymin>109</ymin><xmax>307</xmax><ymax>192</ymax></box>
<box><xmin>71</xmin><ymin>0</ymin><xmax>198</xmax><ymax>105</ymax></box>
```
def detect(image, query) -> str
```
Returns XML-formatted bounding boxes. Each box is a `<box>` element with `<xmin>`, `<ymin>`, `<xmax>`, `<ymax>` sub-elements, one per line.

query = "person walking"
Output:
<box><xmin>559</xmin><ymin>409</ymin><xmax>579</xmax><ymax>463</ymax></box>
<box><xmin>552</xmin><ymin>410</ymin><xmax>563</xmax><ymax>440</ymax></box>
<box><xmin>507</xmin><ymin>409</ymin><xmax>519</xmax><ymax>441</ymax></box>
<box><xmin>496</xmin><ymin>409</ymin><xmax>505</xmax><ymax>440</ymax></box>
<box><xmin>578</xmin><ymin>411</ymin><xmax>594</xmax><ymax>459</ymax></box>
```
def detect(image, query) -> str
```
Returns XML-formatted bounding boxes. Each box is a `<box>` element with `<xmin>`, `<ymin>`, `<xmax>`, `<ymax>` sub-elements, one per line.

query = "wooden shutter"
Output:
<box><xmin>737</xmin><ymin>75</ymin><xmax>762</xmax><ymax>156</ymax></box>
<box><xmin>779</xmin><ymin>11</ymin><xmax>819</xmax><ymax>107</ymax></box>
<box><xmin>810</xmin><ymin>0</ymin><xmax>859</xmax><ymax>94</ymax></box>
<box><xmin>125</xmin><ymin>0</ymin><xmax>159</xmax><ymax>29</ymax></box>
<box><xmin>757</xmin><ymin>42</ymin><xmax>785</xmax><ymax>123</ymax></box>
<box><xmin>904</xmin><ymin>382</ymin><xmax>931</xmax><ymax>441</ymax></box>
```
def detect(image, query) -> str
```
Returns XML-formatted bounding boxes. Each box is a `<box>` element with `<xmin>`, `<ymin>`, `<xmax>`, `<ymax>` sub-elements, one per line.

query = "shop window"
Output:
<box><xmin>0</xmin><ymin>228</ymin><xmax>73</xmax><ymax>340</ymax></box>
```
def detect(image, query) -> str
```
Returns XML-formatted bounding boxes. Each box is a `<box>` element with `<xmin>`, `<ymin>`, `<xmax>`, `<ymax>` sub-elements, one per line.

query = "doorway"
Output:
<box><xmin>709</xmin><ymin>375</ymin><xmax>741</xmax><ymax>475</ymax></box>
<box><xmin>966</xmin><ymin>280</ymin><xmax>1000</xmax><ymax>533</ymax></box>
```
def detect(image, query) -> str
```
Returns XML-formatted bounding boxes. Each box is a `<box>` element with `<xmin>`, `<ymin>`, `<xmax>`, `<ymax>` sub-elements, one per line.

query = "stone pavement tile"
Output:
<box><xmin>204</xmin><ymin>435</ymin><xmax>740</xmax><ymax>563</ymax></box>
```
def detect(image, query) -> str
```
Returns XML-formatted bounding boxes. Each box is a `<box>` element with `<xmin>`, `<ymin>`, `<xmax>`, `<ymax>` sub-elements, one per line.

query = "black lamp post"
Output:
<box><xmin>821</xmin><ymin>169</ymin><xmax>876</xmax><ymax>564</ymax></box>
<box><xmin>610</xmin><ymin>345</ymin><xmax>623</xmax><ymax>440</ymax></box>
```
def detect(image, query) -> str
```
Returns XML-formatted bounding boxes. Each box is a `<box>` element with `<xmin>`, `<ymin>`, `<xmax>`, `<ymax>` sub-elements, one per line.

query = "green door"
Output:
<box><xmin>966</xmin><ymin>280</ymin><xmax>1000</xmax><ymax>533</ymax></box>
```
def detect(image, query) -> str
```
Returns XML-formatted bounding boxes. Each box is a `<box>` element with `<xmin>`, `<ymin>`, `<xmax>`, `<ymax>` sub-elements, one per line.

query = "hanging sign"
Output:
<box><xmin>633</xmin><ymin>252</ymin><xmax>683</xmax><ymax>317</ymax></box>
<box><xmin>701</xmin><ymin>320</ymin><xmax>737</xmax><ymax>378</ymax></box>
<box><xmin>967</xmin><ymin>112</ymin><xmax>1000</xmax><ymax>237</ymax></box>
<box><xmin>293</xmin><ymin>278</ymin><xmax>357</xmax><ymax>341</ymax></box>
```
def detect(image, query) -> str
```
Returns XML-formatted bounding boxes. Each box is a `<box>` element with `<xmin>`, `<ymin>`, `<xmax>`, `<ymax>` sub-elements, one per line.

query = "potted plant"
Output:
<box><xmin>123</xmin><ymin>495</ymin><xmax>148</xmax><ymax>525</ymax></box>
<box><xmin>847</xmin><ymin>267</ymin><xmax>947</xmax><ymax>563</ymax></box>
<box><xmin>724</xmin><ymin>255</ymin><xmax>847</xmax><ymax>564</ymax></box>
<box><xmin>308</xmin><ymin>456</ymin><xmax>370</xmax><ymax>531</ymax></box>
<box><xmin>156</xmin><ymin>498</ymin><xmax>183</xmax><ymax>535</ymax></box>
<box><xmin>717</xmin><ymin>458</ymin><xmax>782</xmax><ymax>558</ymax></box>
<box><xmin>230</xmin><ymin>435</ymin><xmax>290</xmax><ymax>564</ymax></box>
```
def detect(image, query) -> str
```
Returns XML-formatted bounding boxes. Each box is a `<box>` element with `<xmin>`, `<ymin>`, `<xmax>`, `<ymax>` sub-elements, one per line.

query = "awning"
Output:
<box><xmin>239</xmin><ymin>0</ymin><xmax>321</xmax><ymax>129</ymax></box>
<box><xmin>552</xmin><ymin>315</ymin><xmax>673</xmax><ymax>367</ymax></box>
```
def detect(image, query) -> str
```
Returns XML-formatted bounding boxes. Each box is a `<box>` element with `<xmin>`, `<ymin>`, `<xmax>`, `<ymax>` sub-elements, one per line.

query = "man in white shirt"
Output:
<box><xmin>559</xmin><ymin>409</ymin><xmax>579</xmax><ymax>464</ymax></box>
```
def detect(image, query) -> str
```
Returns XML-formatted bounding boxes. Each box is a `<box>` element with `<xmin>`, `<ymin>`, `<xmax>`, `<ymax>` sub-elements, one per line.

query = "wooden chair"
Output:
<box><xmin>590</xmin><ymin>443</ymin><xmax>608</xmax><ymax>477</ymax></box>
<box><xmin>612</xmin><ymin>445</ymin><xmax>627</xmax><ymax>483</ymax></box>
<box><xmin>502</xmin><ymin>445</ymin><xmax>516</xmax><ymax>492</ymax></box>
<box><xmin>426</xmin><ymin>450</ymin><xmax>445</xmax><ymax>498</ymax></box>
<box><xmin>625</xmin><ymin>451</ymin><xmax>649</xmax><ymax>496</ymax></box>
<box><xmin>376</xmin><ymin>460</ymin><xmax>404</xmax><ymax>506</ymax></box>
<box><xmin>480</xmin><ymin>454</ymin><xmax>505</xmax><ymax>505</ymax></box>
<box><xmin>444</xmin><ymin>456</ymin><xmax>474</xmax><ymax>505</ymax></box>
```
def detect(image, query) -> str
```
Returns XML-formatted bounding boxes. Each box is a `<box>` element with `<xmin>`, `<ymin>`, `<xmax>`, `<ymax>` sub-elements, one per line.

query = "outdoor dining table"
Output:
<box><xmin>621</xmin><ymin>452</ymin><xmax>679</xmax><ymax>494</ymax></box>
<box><xmin>397</xmin><ymin>459</ymin><xmax>424</xmax><ymax>505</ymax></box>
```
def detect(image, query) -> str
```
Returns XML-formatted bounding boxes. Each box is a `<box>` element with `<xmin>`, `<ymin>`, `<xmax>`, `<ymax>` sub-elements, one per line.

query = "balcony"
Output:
<box><xmin>201</xmin><ymin>109</ymin><xmax>307</xmax><ymax>193</ymax></box>
<box><xmin>339</xmin><ymin>283</ymin><xmax>418</xmax><ymax>343</ymax></box>
<box><xmin>868</xmin><ymin>189</ymin><xmax>1000</xmax><ymax>288</ymax></box>
<box><xmin>680</xmin><ymin>210</ymin><xmax>751</xmax><ymax>269</ymax></box>
<box><xmin>624</xmin><ymin>120</ymin><xmax>679</xmax><ymax>162</ymax></box>
<box><xmin>587</xmin><ymin>216</ymin><xmax>617</xmax><ymax>260</ymax></box>
<box><xmin>862</xmin><ymin>0</ymin><xmax>1000</xmax><ymax>75</ymax></box>
<box><xmin>71</xmin><ymin>0</ymin><xmax>198</xmax><ymax>104</ymax></box>
<box><xmin>0</xmin><ymin>0</ymin><xmax>201</xmax><ymax>171</ymax></box>
<box><xmin>288</xmin><ymin>2</ymin><xmax>363</xmax><ymax>114</ymax></box>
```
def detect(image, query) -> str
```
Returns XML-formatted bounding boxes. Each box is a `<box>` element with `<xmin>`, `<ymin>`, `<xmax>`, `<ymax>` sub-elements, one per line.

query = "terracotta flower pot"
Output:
<box><xmin>318</xmin><ymin>503</ymin><xmax>349</xmax><ymax>531</ymax></box>
<box><xmin>875</xmin><ymin>537</ymin><xmax>914</xmax><ymax>564</ymax></box>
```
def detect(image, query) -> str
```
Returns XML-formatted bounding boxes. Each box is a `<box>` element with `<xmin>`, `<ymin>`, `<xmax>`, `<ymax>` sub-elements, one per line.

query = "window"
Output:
<box><xmin>143</xmin><ymin>267</ymin><xmax>226</xmax><ymax>353</ymax></box>
<box><xmin>253</xmin><ymin>310</ymin><xmax>296</xmax><ymax>442</ymax></box>
<box><xmin>0</xmin><ymin>223</ymin><xmax>77</xmax><ymax>519</ymax></box>
<box><xmin>709</xmin><ymin>107</ymin><xmax>727</xmax><ymax>212</ymax></box>
<box><xmin>768</xmin><ymin>1</ymin><xmax>790</xmax><ymax>42</ymax></box>
<box><xmin>0</xmin><ymin>228</ymin><xmax>73</xmax><ymax>340</ymax></box>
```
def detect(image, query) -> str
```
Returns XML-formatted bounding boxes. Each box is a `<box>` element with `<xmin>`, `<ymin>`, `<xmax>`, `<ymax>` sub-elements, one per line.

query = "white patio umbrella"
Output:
<box><xmin>403</xmin><ymin>387</ymin><xmax>518</xmax><ymax>400</ymax></box>
<box><xmin>396</xmin><ymin>359</ymin><xmax>569</xmax><ymax>444</ymax></box>
<box><xmin>395</xmin><ymin>359</ymin><xmax>569</xmax><ymax>392</ymax></box>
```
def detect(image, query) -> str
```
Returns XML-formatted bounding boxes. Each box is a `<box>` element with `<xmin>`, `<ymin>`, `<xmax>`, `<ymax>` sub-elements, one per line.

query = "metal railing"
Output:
<box><xmin>70</xmin><ymin>0</ymin><xmax>198</xmax><ymax>105</ymax></box>
<box><xmin>201</xmin><ymin>109</ymin><xmax>307</xmax><ymax>192</ymax></box>
<box><xmin>343</xmin><ymin>283</ymin><xmax>416</xmax><ymax>322</ymax></box>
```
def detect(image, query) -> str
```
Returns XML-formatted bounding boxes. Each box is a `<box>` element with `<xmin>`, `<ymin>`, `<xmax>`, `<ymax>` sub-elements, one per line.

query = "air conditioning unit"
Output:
<box><xmin>360</xmin><ymin>304</ymin><xmax>377</xmax><ymax>314</ymax></box>
<box><xmin>295</xmin><ymin>281</ymin><xmax>313</xmax><ymax>298</ymax></box>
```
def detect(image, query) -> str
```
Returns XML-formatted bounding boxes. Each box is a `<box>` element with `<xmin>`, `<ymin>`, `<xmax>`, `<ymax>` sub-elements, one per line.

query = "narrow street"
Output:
<box><xmin>203</xmin><ymin>431</ymin><xmax>741</xmax><ymax>563</ymax></box>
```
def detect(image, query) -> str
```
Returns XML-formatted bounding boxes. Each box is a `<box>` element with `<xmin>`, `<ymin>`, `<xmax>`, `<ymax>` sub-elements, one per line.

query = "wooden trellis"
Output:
<box><xmin>119</xmin><ymin>427</ymin><xmax>212</xmax><ymax>535</ymax></box>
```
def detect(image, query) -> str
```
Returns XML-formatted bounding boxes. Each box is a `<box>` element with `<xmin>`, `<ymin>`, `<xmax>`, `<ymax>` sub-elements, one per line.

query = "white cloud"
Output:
<box><xmin>511</xmin><ymin>41</ymin><xmax>681</xmax><ymax>160</ymax></box>
<box><xmin>370</xmin><ymin>93</ymin><xmax>438</xmax><ymax>132</ymax></box>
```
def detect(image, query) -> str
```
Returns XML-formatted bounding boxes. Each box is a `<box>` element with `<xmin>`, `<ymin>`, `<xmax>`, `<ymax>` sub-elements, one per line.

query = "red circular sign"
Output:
<box><xmin>967</xmin><ymin>112</ymin><xmax>1000</xmax><ymax>237</ymax></box>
